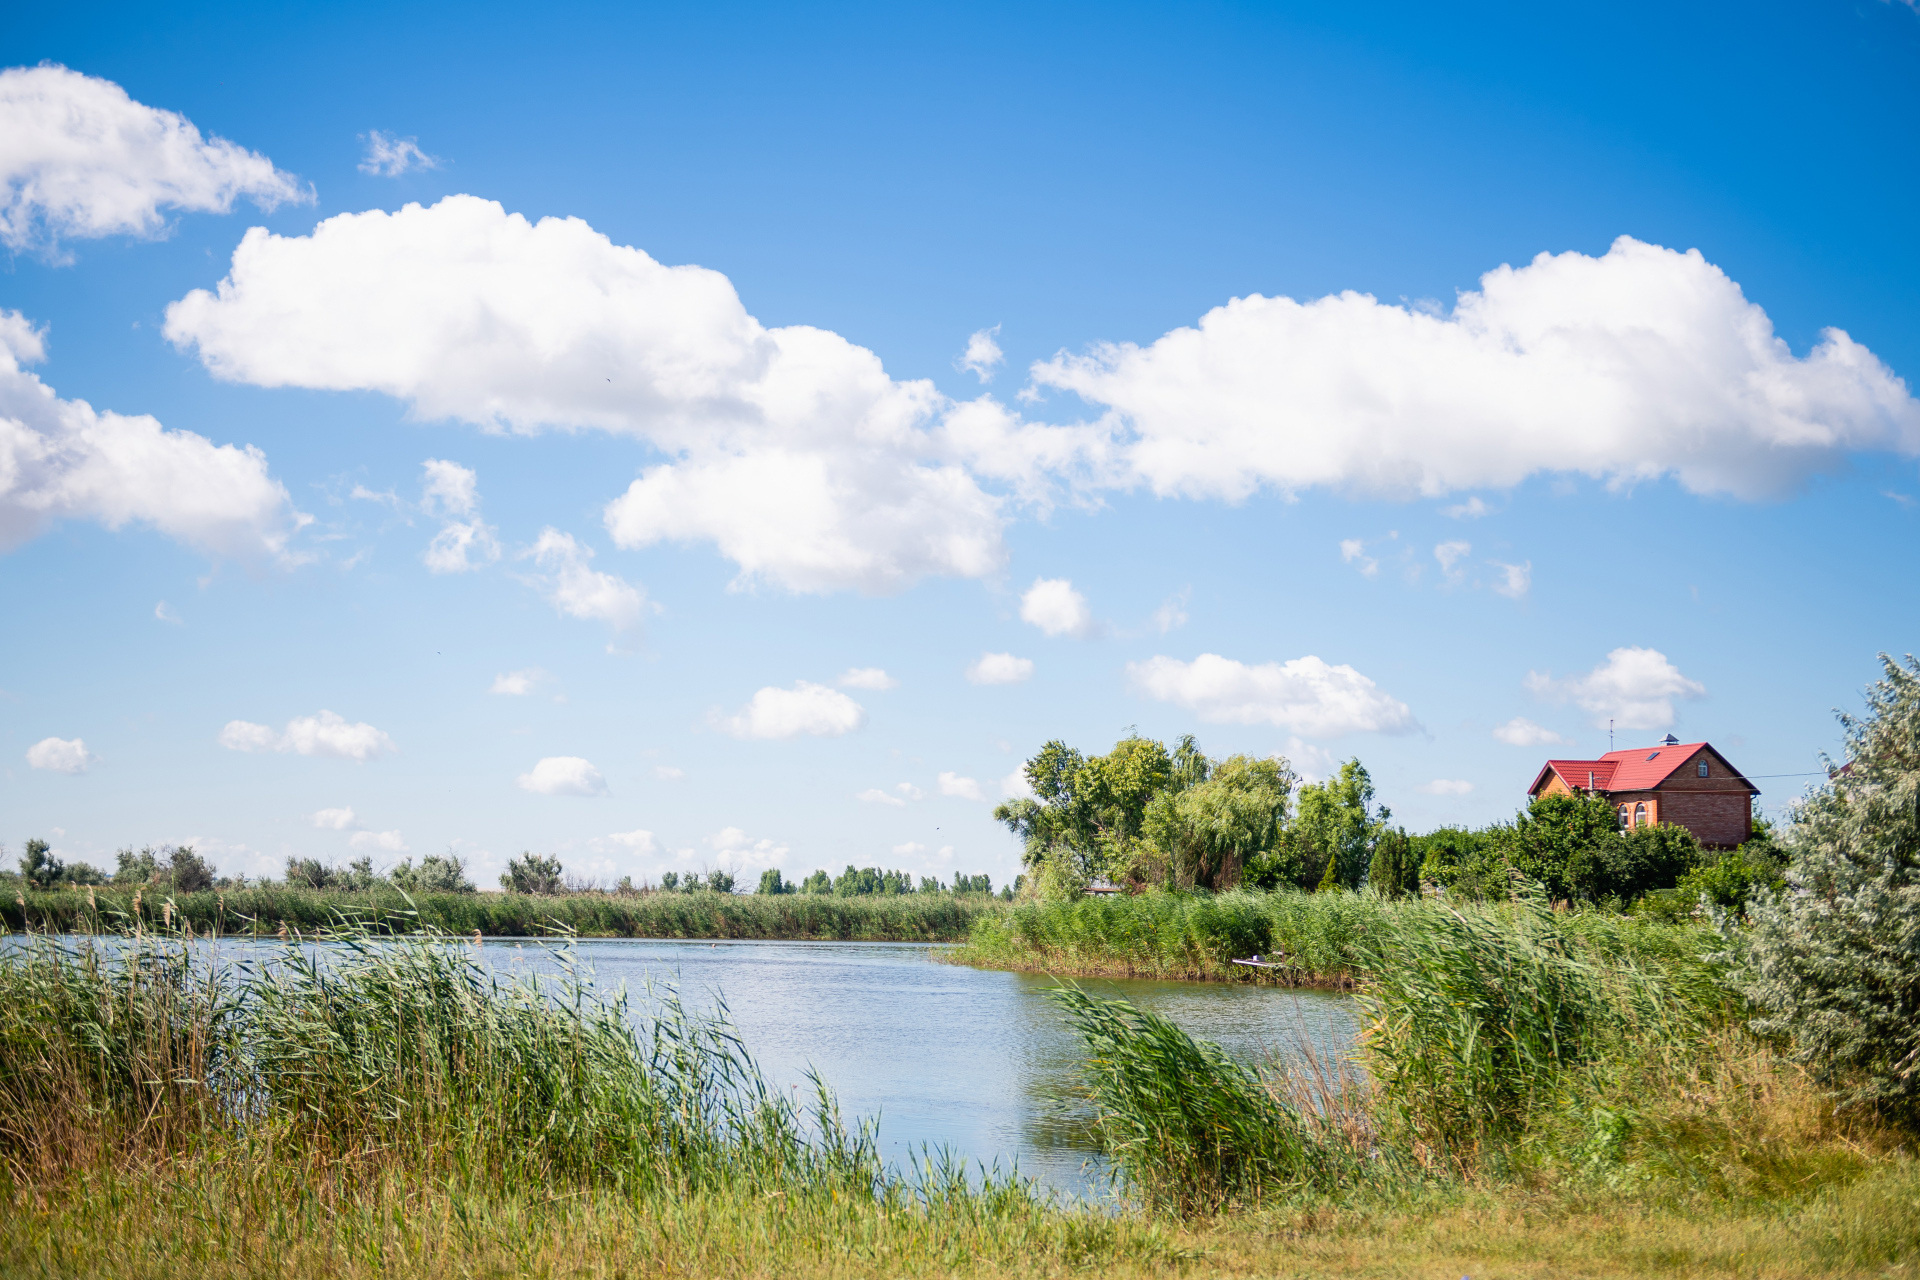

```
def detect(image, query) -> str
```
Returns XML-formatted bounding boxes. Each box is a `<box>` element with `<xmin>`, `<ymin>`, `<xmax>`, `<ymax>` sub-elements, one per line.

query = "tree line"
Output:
<box><xmin>993</xmin><ymin>731</ymin><xmax>1783</xmax><ymax>912</ymax></box>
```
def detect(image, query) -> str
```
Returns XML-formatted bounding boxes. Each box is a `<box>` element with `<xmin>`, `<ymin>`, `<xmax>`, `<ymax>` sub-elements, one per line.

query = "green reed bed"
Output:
<box><xmin>5</xmin><ymin>884</ymin><xmax>997</xmax><ymax>940</ymax></box>
<box><xmin>0</xmin><ymin>920</ymin><xmax>1180</xmax><ymax>1278</ymax></box>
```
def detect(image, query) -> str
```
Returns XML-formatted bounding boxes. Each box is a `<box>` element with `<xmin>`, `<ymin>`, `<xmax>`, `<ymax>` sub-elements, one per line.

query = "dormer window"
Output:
<box><xmin>1697</xmin><ymin>759</ymin><xmax>1709</xmax><ymax>777</ymax></box>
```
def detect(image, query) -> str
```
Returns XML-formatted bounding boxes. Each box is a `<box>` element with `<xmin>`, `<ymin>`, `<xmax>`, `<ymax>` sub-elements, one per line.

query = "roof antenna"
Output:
<box><xmin>1609</xmin><ymin>719</ymin><xmax>1615</xmax><ymax>753</ymax></box>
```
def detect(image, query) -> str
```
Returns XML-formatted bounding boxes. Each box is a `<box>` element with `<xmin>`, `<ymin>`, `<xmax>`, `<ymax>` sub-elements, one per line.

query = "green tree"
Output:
<box><xmin>166</xmin><ymin>846</ymin><xmax>216</xmax><ymax>893</ymax></box>
<box><xmin>756</xmin><ymin>868</ymin><xmax>793</xmax><ymax>894</ymax></box>
<box><xmin>1291</xmin><ymin>759</ymin><xmax>1390</xmax><ymax>890</ymax></box>
<box><xmin>19</xmin><ymin>839</ymin><xmax>62</xmax><ymax>889</ymax></box>
<box><xmin>391</xmin><ymin>853</ymin><xmax>475</xmax><ymax>894</ymax></box>
<box><xmin>1366</xmin><ymin>828</ymin><xmax>1421</xmax><ymax>897</ymax></box>
<box><xmin>1569</xmin><ymin>821</ymin><xmax>1699</xmax><ymax>903</ymax></box>
<box><xmin>1484</xmin><ymin>790</ymin><xmax>1621</xmax><ymax>901</ymax></box>
<box><xmin>1141</xmin><ymin>754</ymin><xmax>1294</xmax><ymax>890</ymax></box>
<box><xmin>994</xmin><ymin>735</ymin><xmax>1176</xmax><ymax>891</ymax></box>
<box><xmin>1725</xmin><ymin>653</ymin><xmax>1920</xmax><ymax>1122</ymax></box>
<box><xmin>500</xmin><ymin>852</ymin><xmax>565</xmax><ymax>895</ymax></box>
<box><xmin>708</xmin><ymin>870</ymin><xmax>737</xmax><ymax>894</ymax></box>
<box><xmin>799</xmin><ymin>869</ymin><xmax>831</xmax><ymax>895</ymax></box>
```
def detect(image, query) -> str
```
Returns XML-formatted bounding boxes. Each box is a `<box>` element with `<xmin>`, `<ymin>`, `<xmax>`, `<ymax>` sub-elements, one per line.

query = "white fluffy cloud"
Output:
<box><xmin>966</xmin><ymin>652</ymin><xmax>1034</xmax><ymax>685</ymax></box>
<box><xmin>1490</xmin><ymin>560</ymin><xmax>1531</xmax><ymax>599</ymax></box>
<box><xmin>720</xmin><ymin>681</ymin><xmax>866</xmax><ymax>740</ymax></box>
<box><xmin>489</xmin><ymin>668</ymin><xmax>546</xmax><ymax>695</ymax></box>
<box><xmin>358</xmin><ymin>130</ymin><xmax>437</xmax><ymax>177</ymax></box>
<box><xmin>1526</xmin><ymin>646</ymin><xmax>1706</xmax><ymax>731</ymax></box>
<box><xmin>517</xmin><ymin>755</ymin><xmax>608</xmax><ymax>796</ymax></box>
<box><xmin>938</xmin><ymin>771</ymin><xmax>986</xmax><ymax>801</ymax></box>
<box><xmin>1151</xmin><ymin>588</ymin><xmax>1190</xmax><ymax>633</ymax></box>
<box><xmin>1127</xmin><ymin>653</ymin><xmax>1417</xmax><ymax>737</ymax></box>
<box><xmin>26</xmin><ymin>736</ymin><xmax>94</xmax><ymax>773</ymax></box>
<box><xmin>521</xmin><ymin>528</ymin><xmax>646</xmax><ymax>631</ymax></box>
<box><xmin>219</xmin><ymin>711</ymin><xmax>396</xmax><ymax>762</ymax></box>
<box><xmin>0</xmin><ymin>311</ymin><xmax>300</xmax><ymax>561</ymax></box>
<box><xmin>706</xmin><ymin>826</ymin><xmax>789</xmax><ymax>870</ymax></box>
<box><xmin>597</xmin><ymin>828</ymin><xmax>657</xmax><ymax>855</ymax></box>
<box><xmin>838</xmin><ymin>666</ymin><xmax>898</xmax><ymax>690</ymax></box>
<box><xmin>1032</xmin><ymin>236</ymin><xmax>1920</xmax><ymax>502</ymax></box>
<box><xmin>309</xmin><ymin>806</ymin><xmax>356</xmax><ymax>830</ymax></box>
<box><xmin>1434</xmin><ymin>540</ymin><xmax>1471</xmax><ymax>582</ymax></box>
<box><xmin>425</xmin><ymin>519</ymin><xmax>501</xmax><ymax>573</ymax></box>
<box><xmin>1020</xmin><ymin>577</ymin><xmax>1095</xmax><ymax>638</ymax></box>
<box><xmin>1418</xmin><ymin>779</ymin><xmax>1475</xmax><ymax>796</ymax></box>
<box><xmin>958</xmin><ymin>325</ymin><xmax>1003</xmax><ymax>382</ymax></box>
<box><xmin>1340</xmin><ymin>538</ymin><xmax>1380</xmax><ymax>577</ymax></box>
<box><xmin>163</xmin><ymin>195</ymin><xmax>1032</xmax><ymax>595</ymax></box>
<box><xmin>349</xmin><ymin>829</ymin><xmax>408</xmax><ymax>853</ymax></box>
<box><xmin>1000</xmin><ymin>767</ymin><xmax>1036</xmax><ymax>801</ymax></box>
<box><xmin>421</xmin><ymin>458</ymin><xmax>478</xmax><ymax>515</ymax></box>
<box><xmin>419</xmin><ymin>459</ymin><xmax>499</xmax><ymax>573</ymax></box>
<box><xmin>1492</xmin><ymin>716</ymin><xmax>1569</xmax><ymax>747</ymax></box>
<box><xmin>0</xmin><ymin>64</ymin><xmax>305</xmax><ymax>256</ymax></box>
<box><xmin>856</xmin><ymin>787</ymin><xmax>906</xmax><ymax>807</ymax></box>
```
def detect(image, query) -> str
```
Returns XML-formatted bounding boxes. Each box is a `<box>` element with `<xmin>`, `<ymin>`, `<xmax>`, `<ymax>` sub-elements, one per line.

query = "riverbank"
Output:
<box><xmin>952</xmin><ymin>887</ymin><xmax>1717</xmax><ymax>986</ymax></box>
<box><xmin>2</xmin><ymin>916</ymin><xmax>1910</xmax><ymax>1279</ymax></box>
<box><xmin>3</xmin><ymin>885</ymin><xmax>998</xmax><ymax>941</ymax></box>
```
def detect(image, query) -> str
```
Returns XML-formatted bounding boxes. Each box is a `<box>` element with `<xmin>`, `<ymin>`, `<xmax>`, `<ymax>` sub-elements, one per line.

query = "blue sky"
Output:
<box><xmin>4</xmin><ymin>1</ymin><xmax>1917</xmax><ymax>888</ymax></box>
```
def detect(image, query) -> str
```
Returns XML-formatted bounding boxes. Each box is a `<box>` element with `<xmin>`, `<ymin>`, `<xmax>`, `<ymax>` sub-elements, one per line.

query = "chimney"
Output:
<box><xmin>1662</xmin><ymin>733</ymin><xmax>1679</xmax><ymax>746</ymax></box>
<box><xmin>1587</xmin><ymin>770</ymin><xmax>1595</xmax><ymax>790</ymax></box>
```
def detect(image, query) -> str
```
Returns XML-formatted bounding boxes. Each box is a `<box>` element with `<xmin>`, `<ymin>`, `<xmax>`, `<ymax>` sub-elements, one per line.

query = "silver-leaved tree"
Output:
<box><xmin>1724</xmin><ymin>652</ymin><xmax>1920</xmax><ymax>1122</ymax></box>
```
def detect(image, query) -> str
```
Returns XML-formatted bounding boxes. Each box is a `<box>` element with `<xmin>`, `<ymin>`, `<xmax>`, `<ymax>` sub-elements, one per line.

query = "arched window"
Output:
<box><xmin>1634</xmin><ymin>802</ymin><xmax>1648</xmax><ymax>827</ymax></box>
<box><xmin>1698</xmin><ymin>759</ymin><xmax>1710</xmax><ymax>777</ymax></box>
<box><xmin>1618</xmin><ymin>804</ymin><xmax>1631</xmax><ymax>829</ymax></box>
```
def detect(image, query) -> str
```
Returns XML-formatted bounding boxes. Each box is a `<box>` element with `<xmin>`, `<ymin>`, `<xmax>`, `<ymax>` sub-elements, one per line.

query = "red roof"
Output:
<box><xmin>1528</xmin><ymin>743</ymin><xmax>1757</xmax><ymax>797</ymax></box>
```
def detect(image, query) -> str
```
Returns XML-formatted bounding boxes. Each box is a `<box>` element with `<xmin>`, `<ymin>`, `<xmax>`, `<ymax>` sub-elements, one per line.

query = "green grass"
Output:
<box><xmin>954</xmin><ymin>886</ymin><xmax>1718</xmax><ymax>987</ymax></box>
<box><xmin>3</xmin><ymin>908</ymin><xmax>1913</xmax><ymax>1279</ymax></box>
<box><xmin>4</xmin><ymin>884</ymin><xmax>998</xmax><ymax>940</ymax></box>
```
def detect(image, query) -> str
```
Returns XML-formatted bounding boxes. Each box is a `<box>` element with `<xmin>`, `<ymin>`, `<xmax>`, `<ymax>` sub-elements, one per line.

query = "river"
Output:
<box><xmin>484</xmin><ymin>937</ymin><xmax>1359</xmax><ymax>1197</ymax></box>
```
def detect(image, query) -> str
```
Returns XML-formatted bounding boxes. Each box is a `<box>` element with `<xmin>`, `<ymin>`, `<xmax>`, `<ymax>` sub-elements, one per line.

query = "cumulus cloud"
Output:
<box><xmin>598</xmin><ymin>828</ymin><xmax>657</xmax><ymax>854</ymax></box>
<box><xmin>309</xmin><ymin>807</ymin><xmax>356</xmax><ymax>830</ymax></box>
<box><xmin>1152</xmin><ymin>588</ymin><xmax>1190</xmax><ymax>633</ymax></box>
<box><xmin>358</xmin><ymin>130</ymin><xmax>437</xmax><ymax>177</ymax></box>
<box><xmin>1000</xmin><ymin>767</ymin><xmax>1036</xmax><ymax>800</ymax></box>
<box><xmin>958</xmin><ymin>325</ymin><xmax>1003</xmax><ymax>382</ymax></box>
<box><xmin>26</xmin><ymin>736</ymin><xmax>93</xmax><ymax>773</ymax></box>
<box><xmin>1434</xmin><ymin>540</ymin><xmax>1471</xmax><ymax>583</ymax></box>
<box><xmin>420</xmin><ymin>458</ymin><xmax>478</xmax><ymax>515</ymax></box>
<box><xmin>1020</xmin><ymin>577</ymin><xmax>1095</xmax><ymax>638</ymax></box>
<box><xmin>856</xmin><ymin>787</ymin><xmax>906</xmax><ymax>807</ymax></box>
<box><xmin>425</xmin><ymin>519</ymin><xmax>501</xmax><ymax>573</ymax></box>
<box><xmin>938</xmin><ymin>771</ymin><xmax>986</xmax><ymax>801</ymax></box>
<box><xmin>838</xmin><ymin>666</ymin><xmax>897</xmax><ymax>690</ymax></box>
<box><xmin>966</xmin><ymin>652</ymin><xmax>1034</xmax><ymax>685</ymax></box>
<box><xmin>706</xmin><ymin>826</ymin><xmax>789</xmax><ymax>870</ymax></box>
<box><xmin>1340</xmin><ymin>539</ymin><xmax>1379</xmax><ymax>577</ymax></box>
<box><xmin>349</xmin><ymin>829</ymin><xmax>408</xmax><ymax>853</ymax></box>
<box><xmin>1443</xmin><ymin>496</ymin><xmax>1490</xmax><ymax>519</ymax></box>
<box><xmin>1031</xmin><ymin>236</ymin><xmax>1920</xmax><ymax>502</ymax></box>
<box><xmin>489</xmin><ymin>668</ymin><xmax>546</xmax><ymax>695</ymax></box>
<box><xmin>1127</xmin><ymin>653</ymin><xmax>1418</xmax><ymax>737</ymax></box>
<box><xmin>218</xmin><ymin>711</ymin><xmax>396</xmax><ymax>761</ymax></box>
<box><xmin>720</xmin><ymin>681</ymin><xmax>866</xmax><ymax>739</ymax></box>
<box><xmin>516</xmin><ymin>755</ymin><xmax>607</xmax><ymax>796</ymax></box>
<box><xmin>0</xmin><ymin>64</ymin><xmax>305</xmax><ymax>257</ymax></box>
<box><xmin>521</xmin><ymin>528</ymin><xmax>646</xmax><ymax>631</ymax></box>
<box><xmin>1526</xmin><ymin>646</ymin><xmax>1706</xmax><ymax>731</ymax></box>
<box><xmin>1493</xmin><ymin>716</ymin><xmax>1569</xmax><ymax>747</ymax></box>
<box><xmin>1418</xmin><ymin>779</ymin><xmax>1475</xmax><ymax>796</ymax></box>
<box><xmin>162</xmin><ymin>196</ymin><xmax>1046</xmax><ymax>595</ymax></box>
<box><xmin>0</xmin><ymin>310</ymin><xmax>301</xmax><ymax>561</ymax></box>
<box><xmin>1490</xmin><ymin>560</ymin><xmax>1531</xmax><ymax>599</ymax></box>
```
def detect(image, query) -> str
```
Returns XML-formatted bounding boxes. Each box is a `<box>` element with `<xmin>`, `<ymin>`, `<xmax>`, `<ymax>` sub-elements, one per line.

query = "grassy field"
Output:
<box><xmin>3</xmin><ymin>884</ymin><xmax>997</xmax><ymax>941</ymax></box>
<box><xmin>2</xmin><ymin>908</ymin><xmax>1913</xmax><ymax>1279</ymax></box>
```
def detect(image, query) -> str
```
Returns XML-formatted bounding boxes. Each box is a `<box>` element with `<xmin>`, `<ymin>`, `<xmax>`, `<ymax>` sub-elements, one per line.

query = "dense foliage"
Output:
<box><xmin>1724</xmin><ymin>653</ymin><xmax>1920</xmax><ymax>1122</ymax></box>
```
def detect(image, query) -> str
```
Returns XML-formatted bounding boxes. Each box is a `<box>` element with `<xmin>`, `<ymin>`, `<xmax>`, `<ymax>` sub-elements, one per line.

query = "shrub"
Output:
<box><xmin>500</xmin><ymin>852</ymin><xmax>565</xmax><ymax>895</ymax></box>
<box><xmin>1366</xmin><ymin>828</ymin><xmax>1420</xmax><ymax>897</ymax></box>
<box><xmin>1722</xmin><ymin>653</ymin><xmax>1920</xmax><ymax>1123</ymax></box>
<box><xmin>390</xmin><ymin>853</ymin><xmax>475</xmax><ymax>894</ymax></box>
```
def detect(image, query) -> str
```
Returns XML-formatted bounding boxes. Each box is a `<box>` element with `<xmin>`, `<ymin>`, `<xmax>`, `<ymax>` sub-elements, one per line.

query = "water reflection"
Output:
<box><xmin>488</xmin><ymin>937</ymin><xmax>1359</xmax><ymax>1197</ymax></box>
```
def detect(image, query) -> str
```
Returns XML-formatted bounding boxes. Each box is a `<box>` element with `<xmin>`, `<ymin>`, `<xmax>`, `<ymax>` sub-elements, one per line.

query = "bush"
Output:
<box><xmin>390</xmin><ymin>853</ymin><xmax>475</xmax><ymax>894</ymax></box>
<box><xmin>500</xmin><ymin>852</ymin><xmax>565</xmax><ymax>895</ymax></box>
<box><xmin>1722</xmin><ymin>653</ymin><xmax>1920</xmax><ymax>1123</ymax></box>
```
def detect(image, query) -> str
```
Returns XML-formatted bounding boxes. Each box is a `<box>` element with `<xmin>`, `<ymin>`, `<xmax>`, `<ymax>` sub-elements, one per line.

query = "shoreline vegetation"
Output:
<box><xmin>2</xmin><ymin>884</ymin><xmax>1003</xmax><ymax>941</ymax></box>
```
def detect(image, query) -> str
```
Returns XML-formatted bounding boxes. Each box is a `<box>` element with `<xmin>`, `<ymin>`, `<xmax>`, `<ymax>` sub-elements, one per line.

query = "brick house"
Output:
<box><xmin>1527</xmin><ymin>737</ymin><xmax>1759</xmax><ymax>849</ymax></box>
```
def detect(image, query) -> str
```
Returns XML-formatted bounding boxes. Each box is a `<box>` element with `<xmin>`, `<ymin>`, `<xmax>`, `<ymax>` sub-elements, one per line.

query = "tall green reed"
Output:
<box><xmin>1046</xmin><ymin>986</ymin><xmax>1369</xmax><ymax>1216</ymax></box>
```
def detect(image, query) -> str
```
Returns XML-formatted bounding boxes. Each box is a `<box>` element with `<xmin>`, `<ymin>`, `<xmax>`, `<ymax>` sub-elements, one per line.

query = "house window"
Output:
<box><xmin>1698</xmin><ymin>759</ymin><xmax>1709</xmax><ymax>777</ymax></box>
<box><xmin>1634</xmin><ymin>802</ymin><xmax>1648</xmax><ymax>827</ymax></box>
<box><xmin>1618</xmin><ymin>804</ymin><xmax>1631</xmax><ymax>829</ymax></box>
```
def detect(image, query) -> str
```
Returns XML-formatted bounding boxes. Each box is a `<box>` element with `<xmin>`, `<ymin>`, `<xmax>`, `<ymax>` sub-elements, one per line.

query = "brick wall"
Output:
<box><xmin>1655</xmin><ymin>789</ymin><xmax>1752</xmax><ymax>848</ymax></box>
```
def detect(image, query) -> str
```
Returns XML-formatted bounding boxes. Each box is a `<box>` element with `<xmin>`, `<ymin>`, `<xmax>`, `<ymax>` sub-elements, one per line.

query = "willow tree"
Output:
<box><xmin>1140</xmin><ymin>754</ymin><xmax>1295</xmax><ymax>890</ymax></box>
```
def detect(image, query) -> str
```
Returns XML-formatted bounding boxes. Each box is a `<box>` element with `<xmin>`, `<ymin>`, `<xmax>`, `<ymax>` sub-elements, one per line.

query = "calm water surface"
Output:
<box><xmin>483</xmin><ymin>938</ymin><xmax>1359</xmax><ymax>1196</ymax></box>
